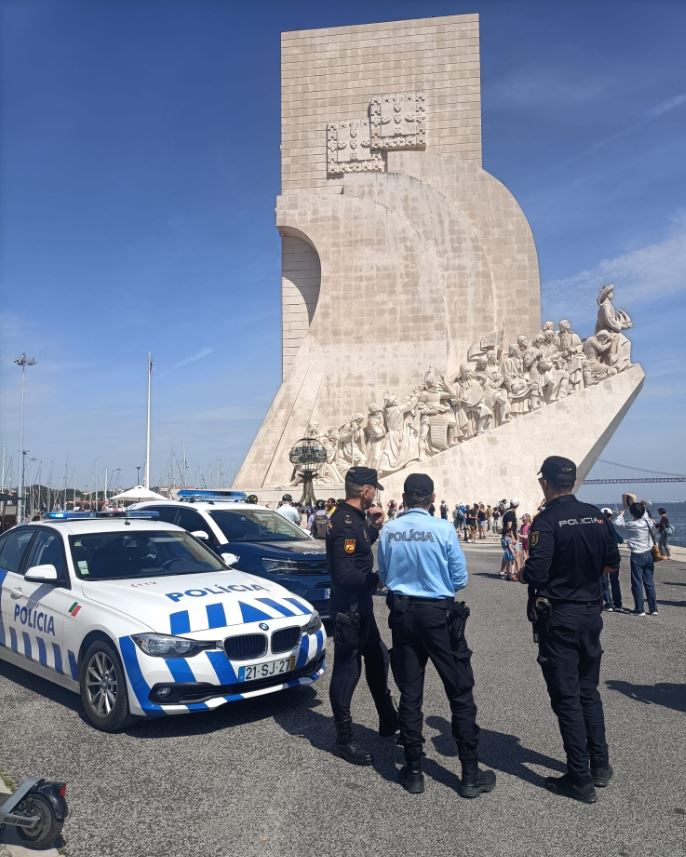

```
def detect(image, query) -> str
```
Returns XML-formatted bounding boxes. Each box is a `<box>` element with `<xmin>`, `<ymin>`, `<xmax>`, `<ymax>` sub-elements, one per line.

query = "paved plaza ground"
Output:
<box><xmin>1</xmin><ymin>540</ymin><xmax>684</xmax><ymax>857</ymax></box>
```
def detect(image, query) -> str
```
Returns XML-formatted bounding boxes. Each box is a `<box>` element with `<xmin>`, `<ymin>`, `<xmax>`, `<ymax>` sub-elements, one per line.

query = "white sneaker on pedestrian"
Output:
<box><xmin>649</xmin><ymin>610</ymin><xmax>659</xmax><ymax>616</ymax></box>
<box><xmin>631</xmin><ymin>610</ymin><xmax>646</xmax><ymax>617</ymax></box>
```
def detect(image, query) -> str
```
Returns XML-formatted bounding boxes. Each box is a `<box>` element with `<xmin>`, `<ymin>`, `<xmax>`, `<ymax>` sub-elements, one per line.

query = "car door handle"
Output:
<box><xmin>10</xmin><ymin>588</ymin><xmax>24</xmax><ymax>600</ymax></box>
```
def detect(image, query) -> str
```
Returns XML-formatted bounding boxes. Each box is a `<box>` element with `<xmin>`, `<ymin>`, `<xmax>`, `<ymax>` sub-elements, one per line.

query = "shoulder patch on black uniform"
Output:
<box><xmin>344</xmin><ymin>514</ymin><xmax>353</xmax><ymax>525</ymax></box>
<box><xmin>530</xmin><ymin>531</ymin><xmax>540</xmax><ymax>546</ymax></box>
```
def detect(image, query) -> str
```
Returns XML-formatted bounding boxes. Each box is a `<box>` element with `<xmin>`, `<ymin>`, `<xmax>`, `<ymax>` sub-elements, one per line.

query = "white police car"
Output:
<box><xmin>0</xmin><ymin>513</ymin><xmax>326</xmax><ymax>731</ymax></box>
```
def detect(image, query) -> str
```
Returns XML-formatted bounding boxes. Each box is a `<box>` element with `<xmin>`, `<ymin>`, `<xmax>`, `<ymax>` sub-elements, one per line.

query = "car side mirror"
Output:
<box><xmin>221</xmin><ymin>552</ymin><xmax>239</xmax><ymax>567</ymax></box>
<box><xmin>24</xmin><ymin>564</ymin><xmax>59</xmax><ymax>583</ymax></box>
<box><xmin>191</xmin><ymin>530</ymin><xmax>209</xmax><ymax>541</ymax></box>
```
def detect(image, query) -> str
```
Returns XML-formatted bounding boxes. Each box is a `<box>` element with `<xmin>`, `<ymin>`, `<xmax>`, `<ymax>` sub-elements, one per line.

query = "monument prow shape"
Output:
<box><xmin>234</xmin><ymin>14</ymin><xmax>644</xmax><ymax>513</ymax></box>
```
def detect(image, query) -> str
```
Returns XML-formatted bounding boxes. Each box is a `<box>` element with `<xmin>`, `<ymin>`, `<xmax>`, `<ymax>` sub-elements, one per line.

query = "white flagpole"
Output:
<box><xmin>145</xmin><ymin>353</ymin><xmax>152</xmax><ymax>488</ymax></box>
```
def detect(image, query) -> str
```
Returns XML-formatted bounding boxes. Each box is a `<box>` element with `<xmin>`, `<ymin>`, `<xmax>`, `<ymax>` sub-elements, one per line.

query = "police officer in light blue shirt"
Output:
<box><xmin>378</xmin><ymin>473</ymin><xmax>496</xmax><ymax>797</ymax></box>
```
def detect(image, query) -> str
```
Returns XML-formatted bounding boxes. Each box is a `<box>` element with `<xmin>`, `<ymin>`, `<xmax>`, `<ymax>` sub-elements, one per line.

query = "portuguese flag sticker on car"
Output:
<box><xmin>68</xmin><ymin>602</ymin><xmax>82</xmax><ymax>617</ymax></box>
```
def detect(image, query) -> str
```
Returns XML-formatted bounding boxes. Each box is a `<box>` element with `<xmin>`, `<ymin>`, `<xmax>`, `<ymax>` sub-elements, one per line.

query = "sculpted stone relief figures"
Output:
<box><xmin>295</xmin><ymin>286</ymin><xmax>635</xmax><ymax>484</ymax></box>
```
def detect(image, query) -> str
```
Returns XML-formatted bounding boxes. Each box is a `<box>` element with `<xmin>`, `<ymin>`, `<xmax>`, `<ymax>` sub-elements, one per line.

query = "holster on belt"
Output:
<box><xmin>527</xmin><ymin>587</ymin><xmax>552</xmax><ymax>643</ymax></box>
<box><xmin>386</xmin><ymin>591</ymin><xmax>410</xmax><ymax>614</ymax></box>
<box><xmin>448</xmin><ymin>601</ymin><xmax>470</xmax><ymax>652</ymax></box>
<box><xmin>334</xmin><ymin>601</ymin><xmax>360</xmax><ymax>646</ymax></box>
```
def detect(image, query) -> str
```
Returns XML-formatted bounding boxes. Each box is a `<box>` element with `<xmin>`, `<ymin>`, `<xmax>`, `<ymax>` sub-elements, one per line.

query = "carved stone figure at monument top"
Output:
<box><xmin>595</xmin><ymin>284</ymin><xmax>633</xmax><ymax>372</ymax></box>
<box><xmin>234</xmin><ymin>14</ymin><xmax>645</xmax><ymax>515</ymax></box>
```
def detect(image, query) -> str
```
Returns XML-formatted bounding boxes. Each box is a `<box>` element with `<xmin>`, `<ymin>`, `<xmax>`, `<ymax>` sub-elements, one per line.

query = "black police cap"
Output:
<box><xmin>538</xmin><ymin>456</ymin><xmax>577</xmax><ymax>483</ymax></box>
<box><xmin>346</xmin><ymin>466</ymin><xmax>384</xmax><ymax>490</ymax></box>
<box><xmin>403</xmin><ymin>473</ymin><xmax>434</xmax><ymax>495</ymax></box>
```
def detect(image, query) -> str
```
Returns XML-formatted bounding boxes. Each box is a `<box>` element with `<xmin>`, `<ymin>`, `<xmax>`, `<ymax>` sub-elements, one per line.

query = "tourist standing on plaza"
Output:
<box><xmin>378</xmin><ymin>473</ymin><xmax>496</xmax><ymax>798</ymax></box>
<box><xmin>656</xmin><ymin>507</ymin><xmax>673</xmax><ymax>558</ymax></box>
<box><xmin>477</xmin><ymin>504</ymin><xmax>487</xmax><ymax>539</ymax></box>
<box><xmin>599</xmin><ymin>508</ymin><xmax>624</xmax><ymax>611</ymax></box>
<box><xmin>613</xmin><ymin>503</ymin><xmax>659</xmax><ymax>616</ymax></box>
<box><xmin>520</xmin><ymin>456</ymin><xmax>619</xmax><ymax>803</ymax></box>
<box><xmin>277</xmin><ymin>493</ymin><xmax>301</xmax><ymax>525</ymax></box>
<box><xmin>519</xmin><ymin>513</ymin><xmax>532</xmax><ymax>560</ymax></box>
<box><xmin>326</xmin><ymin>466</ymin><xmax>398</xmax><ymax>765</ymax></box>
<box><xmin>466</xmin><ymin>504</ymin><xmax>478</xmax><ymax>540</ymax></box>
<box><xmin>498</xmin><ymin>499</ymin><xmax>519</xmax><ymax>575</ymax></box>
<box><xmin>308</xmin><ymin>499</ymin><xmax>329</xmax><ymax>538</ymax></box>
<box><xmin>500</xmin><ymin>529</ymin><xmax>517</xmax><ymax>580</ymax></box>
<box><xmin>440</xmin><ymin>499</ymin><xmax>449</xmax><ymax>520</ymax></box>
<box><xmin>453</xmin><ymin>503</ymin><xmax>464</xmax><ymax>534</ymax></box>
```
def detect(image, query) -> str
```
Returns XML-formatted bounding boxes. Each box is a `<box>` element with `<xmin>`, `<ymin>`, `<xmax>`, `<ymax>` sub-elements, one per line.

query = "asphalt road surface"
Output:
<box><xmin>1</xmin><ymin>541</ymin><xmax>685</xmax><ymax>857</ymax></box>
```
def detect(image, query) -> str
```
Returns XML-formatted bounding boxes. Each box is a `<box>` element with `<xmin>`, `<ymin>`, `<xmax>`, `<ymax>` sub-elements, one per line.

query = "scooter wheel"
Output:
<box><xmin>16</xmin><ymin>793</ymin><xmax>63</xmax><ymax>849</ymax></box>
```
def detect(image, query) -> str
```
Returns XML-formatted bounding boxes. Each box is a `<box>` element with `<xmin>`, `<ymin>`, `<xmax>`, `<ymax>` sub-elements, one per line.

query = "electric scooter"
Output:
<box><xmin>0</xmin><ymin>778</ymin><xmax>68</xmax><ymax>849</ymax></box>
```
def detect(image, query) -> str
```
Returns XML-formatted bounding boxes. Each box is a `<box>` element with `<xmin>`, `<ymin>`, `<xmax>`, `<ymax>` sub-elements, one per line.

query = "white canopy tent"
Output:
<box><xmin>110</xmin><ymin>485</ymin><xmax>167</xmax><ymax>503</ymax></box>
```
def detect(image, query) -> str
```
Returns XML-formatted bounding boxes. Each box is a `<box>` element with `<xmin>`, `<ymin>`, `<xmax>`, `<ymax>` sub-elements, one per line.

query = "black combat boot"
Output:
<box><xmin>459</xmin><ymin>763</ymin><xmax>497</xmax><ymax>798</ymax></box>
<box><xmin>591</xmin><ymin>764</ymin><xmax>614</xmax><ymax>788</ymax></box>
<box><xmin>333</xmin><ymin>719</ymin><xmax>374</xmax><ymax>766</ymax></box>
<box><xmin>399</xmin><ymin>755</ymin><xmax>424</xmax><ymax>794</ymax></box>
<box><xmin>378</xmin><ymin>693</ymin><xmax>400</xmax><ymax>737</ymax></box>
<box><xmin>545</xmin><ymin>773</ymin><xmax>597</xmax><ymax>804</ymax></box>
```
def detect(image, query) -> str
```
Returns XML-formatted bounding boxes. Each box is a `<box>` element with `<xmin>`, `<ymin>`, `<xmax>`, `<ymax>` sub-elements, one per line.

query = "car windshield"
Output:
<box><xmin>209</xmin><ymin>509</ymin><xmax>307</xmax><ymax>543</ymax></box>
<box><xmin>69</xmin><ymin>530</ymin><xmax>226</xmax><ymax>580</ymax></box>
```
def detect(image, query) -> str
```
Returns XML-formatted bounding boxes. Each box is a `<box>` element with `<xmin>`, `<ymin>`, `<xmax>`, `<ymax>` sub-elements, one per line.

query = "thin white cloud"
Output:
<box><xmin>543</xmin><ymin>212</ymin><xmax>686</xmax><ymax>319</ymax></box>
<box><xmin>557</xmin><ymin>91</ymin><xmax>686</xmax><ymax>166</ymax></box>
<box><xmin>160</xmin><ymin>347</ymin><xmax>214</xmax><ymax>376</ymax></box>
<box><xmin>646</xmin><ymin>93</ymin><xmax>686</xmax><ymax>119</ymax></box>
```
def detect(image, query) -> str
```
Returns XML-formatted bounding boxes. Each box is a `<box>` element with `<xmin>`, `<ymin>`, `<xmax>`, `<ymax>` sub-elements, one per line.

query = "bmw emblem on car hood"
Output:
<box><xmin>259</xmin><ymin>622</ymin><xmax>269</xmax><ymax>631</ymax></box>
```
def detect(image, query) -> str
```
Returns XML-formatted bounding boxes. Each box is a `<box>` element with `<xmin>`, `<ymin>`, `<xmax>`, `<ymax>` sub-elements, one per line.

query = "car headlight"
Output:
<box><xmin>131</xmin><ymin>633</ymin><xmax>217</xmax><ymax>658</ymax></box>
<box><xmin>262</xmin><ymin>558</ymin><xmax>300</xmax><ymax>573</ymax></box>
<box><xmin>303</xmin><ymin>611</ymin><xmax>322</xmax><ymax>635</ymax></box>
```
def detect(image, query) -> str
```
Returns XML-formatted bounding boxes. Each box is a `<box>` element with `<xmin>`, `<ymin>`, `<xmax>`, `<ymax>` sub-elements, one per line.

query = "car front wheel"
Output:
<box><xmin>79</xmin><ymin>639</ymin><xmax>136</xmax><ymax>732</ymax></box>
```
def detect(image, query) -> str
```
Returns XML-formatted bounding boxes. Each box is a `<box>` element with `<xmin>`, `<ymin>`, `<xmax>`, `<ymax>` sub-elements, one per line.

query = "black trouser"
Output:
<box><xmin>389</xmin><ymin>600</ymin><xmax>480</xmax><ymax>768</ymax></box>
<box><xmin>329</xmin><ymin>596</ymin><xmax>392</xmax><ymax>723</ymax></box>
<box><xmin>536</xmin><ymin>602</ymin><xmax>609</xmax><ymax>785</ymax></box>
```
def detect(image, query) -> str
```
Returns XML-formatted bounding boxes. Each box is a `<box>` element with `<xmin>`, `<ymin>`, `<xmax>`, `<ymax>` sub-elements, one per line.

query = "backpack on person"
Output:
<box><xmin>312</xmin><ymin>513</ymin><xmax>330</xmax><ymax>539</ymax></box>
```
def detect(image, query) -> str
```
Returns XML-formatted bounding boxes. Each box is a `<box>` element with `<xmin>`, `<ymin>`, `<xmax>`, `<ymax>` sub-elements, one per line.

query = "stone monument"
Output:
<box><xmin>234</xmin><ymin>14</ymin><xmax>645</xmax><ymax>513</ymax></box>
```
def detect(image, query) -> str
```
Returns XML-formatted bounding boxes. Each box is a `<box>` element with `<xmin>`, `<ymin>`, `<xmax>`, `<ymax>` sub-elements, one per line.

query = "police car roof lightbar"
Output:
<box><xmin>46</xmin><ymin>511</ymin><xmax>160</xmax><ymax>521</ymax></box>
<box><xmin>176</xmin><ymin>489</ymin><xmax>247</xmax><ymax>502</ymax></box>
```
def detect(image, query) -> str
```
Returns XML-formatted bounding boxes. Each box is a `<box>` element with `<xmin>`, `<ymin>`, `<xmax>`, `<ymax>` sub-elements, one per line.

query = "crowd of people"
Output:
<box><xmin>271</xmin><ymin>490</ymin><xmax>674</xmax><ymax>616</ymax></box>
<box><xmin>222</xmin><ymin>485</ymin><xmax>660</xmax><ymax>626</ymax></box>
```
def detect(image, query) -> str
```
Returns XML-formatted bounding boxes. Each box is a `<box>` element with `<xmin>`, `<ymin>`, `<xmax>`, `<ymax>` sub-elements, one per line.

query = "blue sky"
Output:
<box><xmin>1</xmin><ymin>0</ymin><xmax>685</xmax><ymax>501</ymax></box>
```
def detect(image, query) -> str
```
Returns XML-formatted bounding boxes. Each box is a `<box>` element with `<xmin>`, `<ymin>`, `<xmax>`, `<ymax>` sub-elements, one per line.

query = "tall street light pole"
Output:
<box><xmin>145</xmin><ymin>353</ymin><xmax>152</xmax><ymax>489</ymax></box>
<box><xmin>14</xmin><ymin>353</ymin><xmax>37</xmax><ymax>523</ymax></box>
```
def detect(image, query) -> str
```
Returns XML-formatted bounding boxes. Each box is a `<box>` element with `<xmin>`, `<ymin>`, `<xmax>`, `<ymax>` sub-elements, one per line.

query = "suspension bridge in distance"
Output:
<box><xmin>583</xmin><ymin>459</ymin><xmax>686</xmax><ymax>485</ymax></box>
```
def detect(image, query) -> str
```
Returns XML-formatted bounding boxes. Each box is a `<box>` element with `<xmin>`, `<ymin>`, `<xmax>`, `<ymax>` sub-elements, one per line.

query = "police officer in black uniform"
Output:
<box><xmin>326</xmin><ymin>466</ymin><xmax>398</xmax><ymax>764</ymax></box>
<box><xmin>520</xmin><ymin>456</ymin><xmax>620</xmax><ymax>803</ymax></box>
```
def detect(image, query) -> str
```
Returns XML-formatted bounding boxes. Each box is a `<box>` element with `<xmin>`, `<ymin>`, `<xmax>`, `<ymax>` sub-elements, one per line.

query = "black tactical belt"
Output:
<box><xmin>405</xmin><ymin>594</ymin><xmax>454</xmax><ymax>606</ymax></box>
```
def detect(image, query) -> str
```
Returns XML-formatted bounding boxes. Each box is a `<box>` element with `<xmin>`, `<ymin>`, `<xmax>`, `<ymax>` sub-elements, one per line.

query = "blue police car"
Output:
<box><xmin>132</xmin><ymin>494</ymin><xmax>332</xmax><ymax>618</ymax></box>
